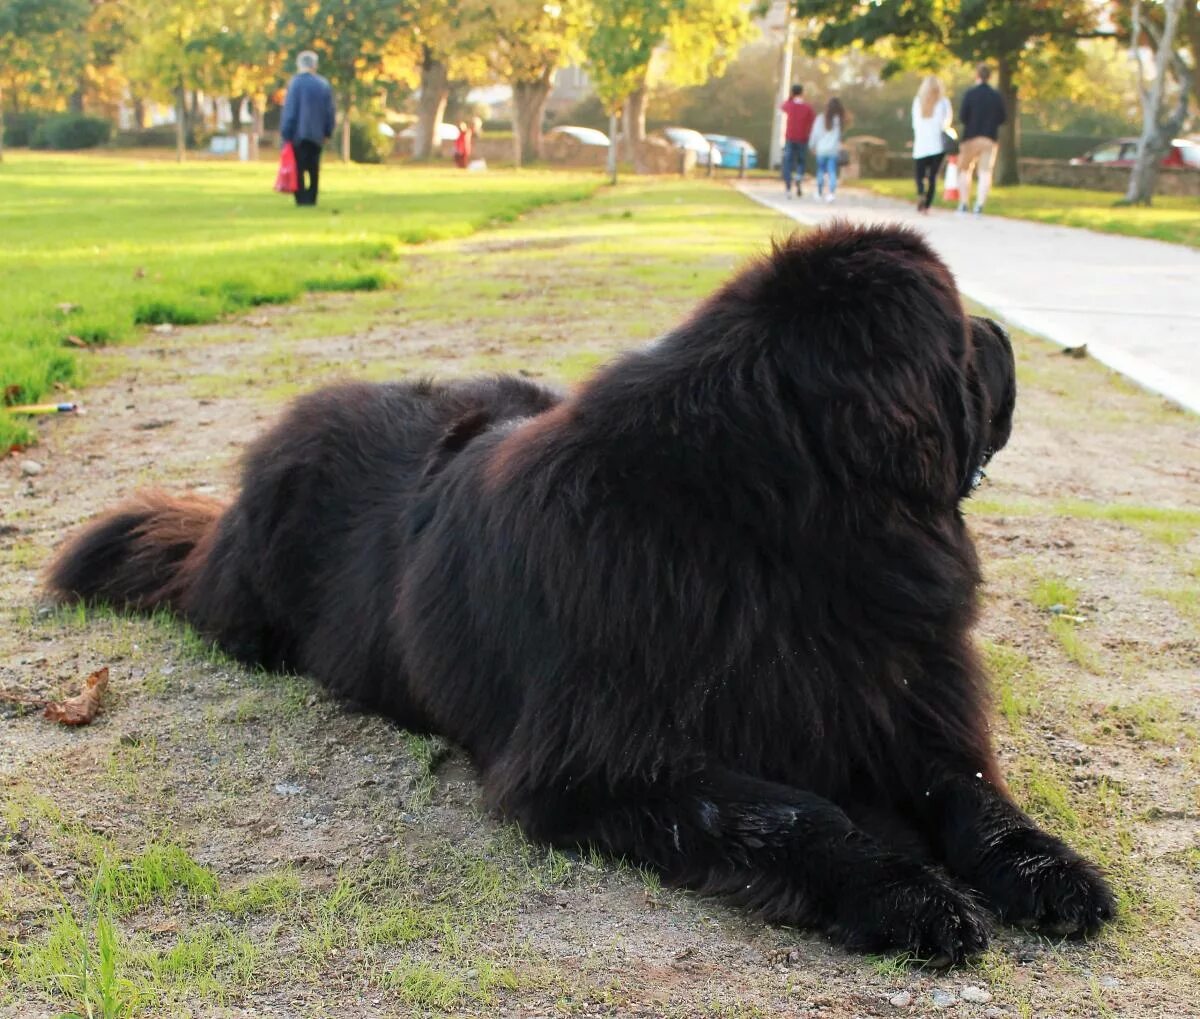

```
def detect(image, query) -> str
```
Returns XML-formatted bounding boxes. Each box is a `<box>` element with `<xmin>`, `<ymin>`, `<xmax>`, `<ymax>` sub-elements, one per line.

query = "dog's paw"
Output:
<box><xmin>835</xmin><ymin>863</ymin><xmax>990</xmax><ymax>965</ymax></box>
<box><xmin>974</xmin><ymin>831</ymin><xmax>1115</xmax><ymax>937</ymax></box>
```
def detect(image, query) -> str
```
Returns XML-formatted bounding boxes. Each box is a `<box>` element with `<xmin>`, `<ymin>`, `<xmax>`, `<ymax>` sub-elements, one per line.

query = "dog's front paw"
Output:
<box><xmin>835</xmin><ymin>862</ymin><xmax>990</xmax><ymax>965</ymax></box>
<box><xmin>975</xmin><ymin>830</ymin><xmax>1115</xmax><ymax>936</ymax></box>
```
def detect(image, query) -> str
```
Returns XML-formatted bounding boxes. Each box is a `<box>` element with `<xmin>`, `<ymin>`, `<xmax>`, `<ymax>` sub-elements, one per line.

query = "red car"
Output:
<box><xmin>1070</xmin><ymin>137</ymin><xmax>1200</xmax><ymax>169</ymax></box>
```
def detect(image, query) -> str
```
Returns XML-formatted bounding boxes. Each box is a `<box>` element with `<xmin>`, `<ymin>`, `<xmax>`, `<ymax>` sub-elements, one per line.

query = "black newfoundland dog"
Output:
<box><xmin>48</xmin><ymin>223</ymin><xmax>1113</xmax><ymax>961</ymax></box>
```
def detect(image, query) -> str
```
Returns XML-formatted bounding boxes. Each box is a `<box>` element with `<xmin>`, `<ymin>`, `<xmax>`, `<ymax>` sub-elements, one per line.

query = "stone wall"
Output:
<box><xmin>864</xmin><ymin>146</ymin><xmax>1200</xmax><ymax>197</ymax></box>
<box><xmin>1017</xmin><ymin>158</ymin><xmax>1200</xmax><ymax>197</ymax></box>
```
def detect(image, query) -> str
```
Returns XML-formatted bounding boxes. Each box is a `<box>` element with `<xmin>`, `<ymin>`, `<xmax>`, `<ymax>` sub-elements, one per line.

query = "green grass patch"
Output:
<box><xmin>860</xmin><ymin>178</ymin><xmax>1200</xmax><ymax>248</ymax></box>
<box><xmin>982</xmin><ymin>639</ymin><xmax>1044</xmax><ymax>729</ymax></box>
<box><xmin>968</xmin><ymin>497</ymin><xmax>1200</xmax><ymax>547</ymax></box>
<box><xmin>0</xmin><ymin>152</ymin><xmax>600</xmax><ymax>451</ymax></box>
<box><xmin>1029</xmin><ymin>576</ymin><xmax>1080</xmax><ymax>614</ymax></box>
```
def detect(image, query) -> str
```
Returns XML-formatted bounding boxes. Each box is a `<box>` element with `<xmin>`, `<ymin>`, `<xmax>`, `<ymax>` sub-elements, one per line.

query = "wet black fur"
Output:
<box><xmin>47</xmin><ymin>223</ymin><xmax>1113</xmax><ymax>961</ymax></box>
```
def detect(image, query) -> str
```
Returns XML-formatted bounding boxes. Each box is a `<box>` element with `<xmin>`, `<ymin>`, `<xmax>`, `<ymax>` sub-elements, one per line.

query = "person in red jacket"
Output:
<box><xmin>779</xmin><ymin>83</ymin><xmax>816</xmax><ymax>198</ymax></box>
<box><xmin>454</xmin><ymin>121</ymin><xmax>472</xmax><ymax>169</ymax></box>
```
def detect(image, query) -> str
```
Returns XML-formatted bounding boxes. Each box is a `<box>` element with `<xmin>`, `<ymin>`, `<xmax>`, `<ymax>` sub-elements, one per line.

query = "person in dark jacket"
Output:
<box><xmin>957</xmin><ymin>64</ymin><xmax>1006</xmax><ymax>215</ymax></box>
<box><xmin>281</xmin><ymin>51</ymin><xmax>336</xmax><ymax>207</ymax></box>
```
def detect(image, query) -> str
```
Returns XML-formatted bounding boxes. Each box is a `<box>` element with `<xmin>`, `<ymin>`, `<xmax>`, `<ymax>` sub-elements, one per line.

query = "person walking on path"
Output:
<box><xmin>810</xmin><ymin>97</ymin><xmax>845</xmax><ymax>203</ymax></box>
<box><xmin>779</xmin><ymin>84</ymin><xmax>816</xmax><ymax>198</ymax></box>
<box><xmin>957</xmin><ymin>63</ymin><xmax>1006</xmax><ymax>215</ymax></box>
<box><xmin>912</xmin><ymin>75</ymin><xmax>952</xmax><ymax>214</ymax></box>
<box><xmin>281</xmin><ymin>50</ymin><xmax>336</xmax><ymax>207</ymax></box>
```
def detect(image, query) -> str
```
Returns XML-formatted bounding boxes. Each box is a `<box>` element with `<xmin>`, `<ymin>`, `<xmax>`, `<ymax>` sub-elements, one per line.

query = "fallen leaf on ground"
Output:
<box><xmin>43</xmin><ymin>667</ymin><xmax>109</xmax><ymax>726</ymax></box>
<box><xmin>56</xmin><ymin>302</ymin><xmax>79</xmax><ymax>315</ymax></box>
<box><xmin>3</xmin><ymin>384</ymin><xmax>21</xmax><ymax>405</ymax></box>
<box><xmin>63</xmin><ymin>335</ymin><xmax>88</xmax><ymax>349</ymax></box>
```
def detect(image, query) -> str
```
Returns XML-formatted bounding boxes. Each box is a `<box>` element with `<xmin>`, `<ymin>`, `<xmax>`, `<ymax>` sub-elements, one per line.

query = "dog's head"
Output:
<box><xmin>686</xmin><ymin>222</ymin><xmax>1016</xmax><ymax>506</ymax></box>
<box><xmin>962</xmin><ymin>315</ymin><xmax>1016</xmax><ymax>497</ymax></box>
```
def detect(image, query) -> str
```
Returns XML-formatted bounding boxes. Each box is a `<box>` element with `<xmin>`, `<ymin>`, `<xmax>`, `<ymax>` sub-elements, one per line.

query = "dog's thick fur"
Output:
<box><xmin>48</xmin><ymin>224</ymin><xmax>1113</xmax><ymax>960</ymax></box>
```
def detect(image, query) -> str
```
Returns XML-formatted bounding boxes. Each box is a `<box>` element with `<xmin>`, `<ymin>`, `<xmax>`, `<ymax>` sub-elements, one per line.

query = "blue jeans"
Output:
<box><xmin>816</xmin><ymin>153</ymin><xmax>839</xmax><ymax>196</ymax></box>
<box><xmin>782</xmin><ymin>141</ymin><xmax>807</xmax><ymax>191</ymax></box>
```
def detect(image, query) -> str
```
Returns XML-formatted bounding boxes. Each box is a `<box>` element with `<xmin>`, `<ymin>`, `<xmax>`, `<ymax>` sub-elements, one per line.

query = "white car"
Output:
<box><xmin>399</xmin><ymin>122</ymin><xmax>462</xmax><ymax>143</ymax></box>
<box><xmin>547</xmin><ymin>125</ymin><xmax>610</xmax><ymax>147</ymax></box>
<box><xmin>662</xmin><ymin>126</ymin><xmax>720</xmax><ymax>166</ymax></box>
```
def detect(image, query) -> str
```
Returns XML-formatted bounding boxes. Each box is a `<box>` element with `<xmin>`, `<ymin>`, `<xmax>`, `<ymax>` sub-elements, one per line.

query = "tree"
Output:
<box><xmin>404</xmin><ymin>2</ymin><xmax>490</xmax><ymax>162</ymax></box>
<box><xmin>481</xmin><ymin>0</ymin><xmax>589</xmax><ymax>164</ymax></box>
<box><xmin>793</xmin><ymin>0</ymin><xmax>1111</xmax><ymax>185</ymax></box>
<box><xmin>1122</xmin><ymin>0</ymin><xmax>1194</xmax><ymax>205</ymax></box>
<box><xmin>0</xmin><ymin>0</ymin><xmax>90</xmax><ymax>159</ymax></box>
<box><xmin>121</xmin><ymin>0</ymin><xmax>238</xmax><ymax>161</ymax></box>
<box><xmin>585</xmin><ymin>0</ymin><xmax>752</xmax><ymax>175</ymax></box>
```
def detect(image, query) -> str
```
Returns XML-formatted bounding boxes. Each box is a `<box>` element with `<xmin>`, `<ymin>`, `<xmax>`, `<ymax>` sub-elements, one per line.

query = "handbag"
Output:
<box><xmin>941</xmin><ymin>126</ymin><xmax>960</xmax><ymax>156</ymax></box>
<box><xmin>837</xmin><ymin>146</ymin><xmax>850</xmax><ymax>168</ymax></box>
<box><xmin>274</xmin><ymin>142</ymin><xmax>298</xmax><ymax>193</ymax></box>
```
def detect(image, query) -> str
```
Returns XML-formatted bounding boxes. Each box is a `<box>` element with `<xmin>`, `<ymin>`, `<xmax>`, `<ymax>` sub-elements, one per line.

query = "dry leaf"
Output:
<box><xmin>57</xmin><ymin>302</ymin><xmax>79</xmax><ymax>315</ymax></box>
<box><xmin>133</xmin><ymin>267</ymin><xmax>146</xmax><ymax>279</ymax></box>
<box><xmin>43</xmin><ymin>667</ymin><xmax>109</xmax><ymax>726</ymax></box>
<box><xmin>63</xmin><ymin>335</ymin><xmax>88</xmax><ymax>349</ymax></box>
<box><xmin>3</xmin><ymin>384</ymin><xmax>21</xmax><ymax>405</ymax></box>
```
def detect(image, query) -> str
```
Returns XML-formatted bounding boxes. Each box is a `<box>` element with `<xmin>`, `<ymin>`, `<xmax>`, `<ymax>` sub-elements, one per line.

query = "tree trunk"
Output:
<box><xmin>995</xmin><ymin>55</ymin><xmax>1020</xmax><ymax>187</ymax></box>
<box><xmin>624</xmin><ymin>85</ymin><xmax>648</xmax><ymax>172</ymax></box>
<box><xmin>413</xmin><ymin>52</ymin><xmax>449</xmax><ymax>161</ymax></box>
<box><xmin>174</xmin><ymin>82</ymin><xmax>187</xmax><ymax>162</ymax></box>
<box><xmin>512</xmin><ymin>72</ymin><xmax>554</xmax><ymax>165</ymax></box>
<box><xmin>0</xmin><ymin>82</ymin><xmax>5</xmax><ymax>163</ymax></box>
<box><xmin>1125</xmin><ymin>0</ymin><xmax>1190</xmax><ymax>205</ymax></box>
<box><xmin>341</xmin><ymin>100</ymin><xmax>352</xmax><ymax>162</ymax></box>
<box><xmin>607</xmin><ymin>110</ymin><xmax>619</xmax><ymax>184</ymax></box>
<box><xmin>69</xmin><ymin>83</ymin><xmax>85</xmax><ymax>115</ymax></box>
<box><xmin>250</xmin><ymin>98</ymin><xmax>264</xmax><ymax>161</ymax></box>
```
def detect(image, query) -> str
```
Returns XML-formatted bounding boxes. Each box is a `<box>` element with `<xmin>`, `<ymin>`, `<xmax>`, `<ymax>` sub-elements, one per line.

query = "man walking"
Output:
<box><xmin>957</xmin><ymin>64</ymin><xmax>1006</xmax><ymax>215</ymax></box>
<box><xmin>281</xmin><ymin>50</ymin><xmax>335</xmax><ymax>207</ymax></box>
<box><xmin>779</xmin><ymin>84</ymin><xmax>815</xmax><ymax>198</ymax></box>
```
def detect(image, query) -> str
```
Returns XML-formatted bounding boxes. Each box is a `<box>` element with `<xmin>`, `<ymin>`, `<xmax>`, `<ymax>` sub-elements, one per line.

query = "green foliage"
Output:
<box><xmin>0</xmin><ymin>0</ymin><xmax>92</xmax><ymax>120</ymax></box>
<box><xmin>30</xmin><ymin>113</ymin><xmax>112</xmax><ymax>150</ymax></box>
<box><xmin>349</xmin><ymin>118</ymin><xmax>394</xmax><ymax>164</ymax></box>
<box><xmin>2</xmin><ymin>110</ymin><xmax>45</xmax><ymax>147</ymax></box>
<box><xmin>584</xmin><ymin>0</ymin><xmax>751</xmax><ymax>111</ymax></box>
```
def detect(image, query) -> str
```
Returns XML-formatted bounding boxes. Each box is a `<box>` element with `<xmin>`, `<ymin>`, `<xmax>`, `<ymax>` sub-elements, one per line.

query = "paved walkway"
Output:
<box><xmin>736</xmin><ymin>181</ymin><xmax>1200</xmax><ymax>414</ymax></box>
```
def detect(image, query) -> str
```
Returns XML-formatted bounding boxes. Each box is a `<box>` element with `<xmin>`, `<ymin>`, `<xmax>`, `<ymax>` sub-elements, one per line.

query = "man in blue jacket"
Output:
<box><xmin>281</xmin><ymin>50</ymin><xmax>336</xmax><ymax>206</ymax></box>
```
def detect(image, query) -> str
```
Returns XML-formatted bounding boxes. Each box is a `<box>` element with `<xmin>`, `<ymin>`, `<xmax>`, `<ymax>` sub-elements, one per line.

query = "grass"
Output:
<box><xmin>4</xmin><ymin>176</ymin><xmax>1199</xmax><ymax>1013</ymax></box>
<box><xmin>0</xmin><ymin>152</ymin><xmax>600</xmax><ymax>451</ymax></box>
<box><xmin>859</xmin><ymin>178</ymin><xmax>1200</xmax><ymax>248</ymax></box>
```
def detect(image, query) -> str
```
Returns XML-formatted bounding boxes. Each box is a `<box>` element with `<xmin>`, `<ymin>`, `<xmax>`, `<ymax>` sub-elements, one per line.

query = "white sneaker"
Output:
<box><xmin>973</xmin><ymin>204</ymin><xmax>983</xmax><ymax>215</ymax></box>
<box><xmin>825</xmin><ymin>193</ymin><xmax>835</xmax><ymax>203</ymax></box>
<box><xmin>956</xmin><ymin>202</ymin><xmax>968</xmax><ymax>214</ymax></box>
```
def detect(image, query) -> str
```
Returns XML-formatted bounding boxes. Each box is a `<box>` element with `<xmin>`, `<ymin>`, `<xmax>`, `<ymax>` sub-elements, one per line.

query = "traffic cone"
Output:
<box><xmin>943</xmin><ymin>156</ymin><xmax>960</xmax><ymax>203</ymax></box>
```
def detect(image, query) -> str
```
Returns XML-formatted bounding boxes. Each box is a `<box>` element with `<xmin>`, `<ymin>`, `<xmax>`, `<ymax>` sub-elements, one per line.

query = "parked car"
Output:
<box><xmin>703</xmin><ymin>133</ymin><xmax>758</xmax><ymax>169</ymax></box>
<box><xmin>661</xmin><ymin>126</ymin><xmax>720</xmax><ymax>166</ymax></box>
<box><xmin>546</xmin><ymin>125</ymin><xmax>610</xmax><ymax>147</ymax></box>
<box><xmin>1069</xmin><ymin>137</ymin><xmax>1200</xmax><ymax>169</ymax></box>
<box><xmin>399</xmin><ymin>121</ymin><xmax>462</xmax><ymax>143</ymax></box>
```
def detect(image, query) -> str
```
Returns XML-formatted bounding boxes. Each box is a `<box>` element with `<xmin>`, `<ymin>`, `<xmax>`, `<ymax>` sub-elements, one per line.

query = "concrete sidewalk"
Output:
<box><xmin>736</xmin><ymin>180</ymin><xmax>1200</xmax><ymax>414</ymax></box>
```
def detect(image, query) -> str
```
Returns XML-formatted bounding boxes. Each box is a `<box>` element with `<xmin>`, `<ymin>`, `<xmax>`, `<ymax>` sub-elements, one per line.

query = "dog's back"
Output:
<box><xmin>48</xmin><ymin>376</ymin><xmax>560</xmax><ymax>723</ymax></box>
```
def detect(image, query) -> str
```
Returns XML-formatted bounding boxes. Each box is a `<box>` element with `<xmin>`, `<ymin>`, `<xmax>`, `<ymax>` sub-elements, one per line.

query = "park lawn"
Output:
<box><xmin>861</xmin><ymin>177</ymin><xmax>1200</xmax><ymax>248</ymax></box>
<box><xmin>0</xmin><ymin>152</ymin><xmax>600</xmax><ymax>452</ymax></box>
<box><xmin>2</xmin><ymin>178</ymin><xmax>1199</xmax><ymax>1017</ymax></box>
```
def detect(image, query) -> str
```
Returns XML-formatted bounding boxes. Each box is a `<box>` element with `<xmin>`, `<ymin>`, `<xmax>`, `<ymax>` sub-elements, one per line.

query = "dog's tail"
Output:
<box><xmin>45</xmin><ymin>491</ymin><xmax>224</xmax><ymax>614</ymax></box>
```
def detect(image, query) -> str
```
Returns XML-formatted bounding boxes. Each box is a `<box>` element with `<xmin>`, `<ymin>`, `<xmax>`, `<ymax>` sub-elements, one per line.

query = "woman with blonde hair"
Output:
<box><xmin>912</xmin><ymin>74</ymin><xmax>952</xmax><ymax>213</ymax></box>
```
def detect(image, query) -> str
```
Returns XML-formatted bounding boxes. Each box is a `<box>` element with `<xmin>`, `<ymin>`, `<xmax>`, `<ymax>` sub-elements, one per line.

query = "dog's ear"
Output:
<box><xmin>970</xmin><ymin>317</ymin><xmax>1016</xmax><ymax>457</ymax></box>
<box><xmin>422</xmin><ymin>409</ymin><xmax>492</xmax><ymax>481</ymax></box>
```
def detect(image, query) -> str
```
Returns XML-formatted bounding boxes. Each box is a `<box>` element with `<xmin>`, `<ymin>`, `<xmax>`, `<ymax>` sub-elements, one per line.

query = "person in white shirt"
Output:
<box><xmin>912</xmin><ymin>75</ymin><xmax>952</xmax><ymax>214</ymax></box>
<box><xmin>810</xmin><ymin>97</ymin><xmax>845</xmax><ymax>203</ymax></box>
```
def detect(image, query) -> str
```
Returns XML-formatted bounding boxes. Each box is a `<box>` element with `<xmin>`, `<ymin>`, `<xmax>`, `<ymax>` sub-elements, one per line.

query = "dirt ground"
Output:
<box><xmin>2</xmin><ymin>184</ymin><xmax>1198</xmax><ymax>1018</ymax></box>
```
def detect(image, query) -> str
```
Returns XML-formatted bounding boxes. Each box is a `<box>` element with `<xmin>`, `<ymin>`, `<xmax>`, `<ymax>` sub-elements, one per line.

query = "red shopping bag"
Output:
<box><xmin>275</xmin><ymin>142</ymin><xmax>298</xmax><ymax>193</ymax></box>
